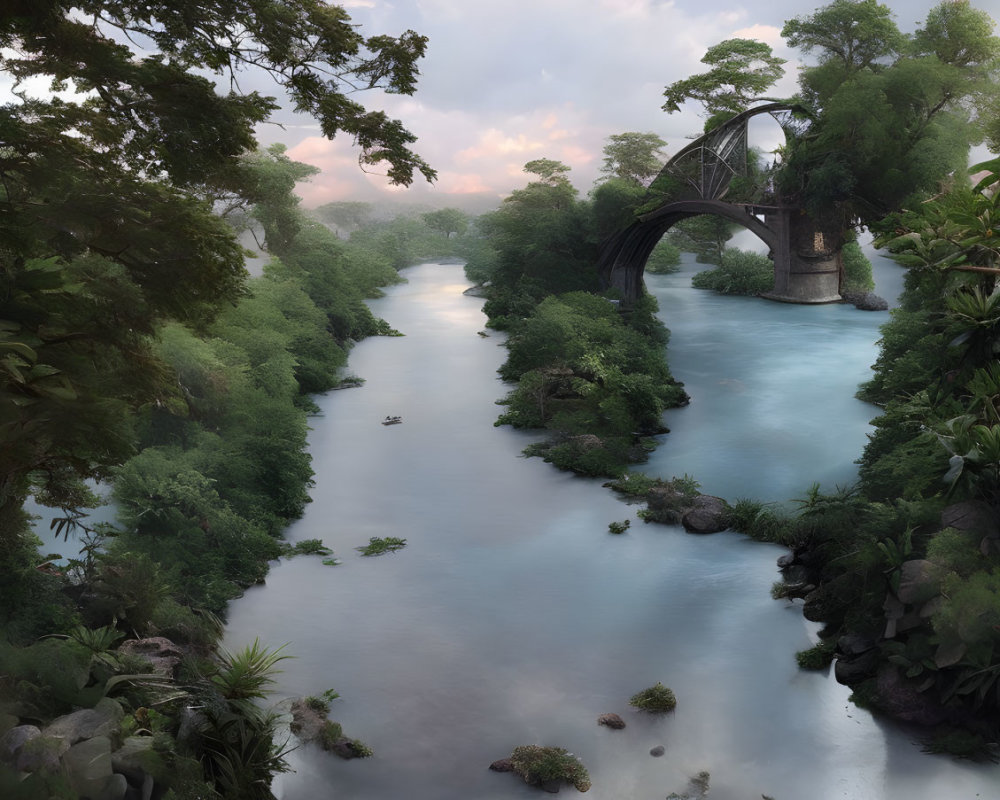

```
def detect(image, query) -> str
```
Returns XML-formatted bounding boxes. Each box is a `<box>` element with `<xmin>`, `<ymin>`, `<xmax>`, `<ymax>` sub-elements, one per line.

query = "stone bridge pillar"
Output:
<box><xmin>761</xmin><ymin>208</ymin><xmax>842</xmax><ymax>304</ymax></box>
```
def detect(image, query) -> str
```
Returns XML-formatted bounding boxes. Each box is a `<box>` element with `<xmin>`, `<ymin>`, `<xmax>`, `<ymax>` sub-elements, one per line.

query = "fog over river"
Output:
<box><xmin>224</xmin><ymin>254</ymin><xmax>1000</xmax><ymax>799</ymax></box>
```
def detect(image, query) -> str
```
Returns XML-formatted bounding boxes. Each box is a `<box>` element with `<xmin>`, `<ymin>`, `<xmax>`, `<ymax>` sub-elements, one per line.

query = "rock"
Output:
<box><xmin>63</xmin><ymin>735</ymin><xmax>115</xmax><ymax>799</ymax></box>
<box><xmin>841</xmin><ymin>290</ymin><xmax>889</xmax><ymax>311</ymax></box>
<box><xmin>681</xmin><ymin>495</ymin><xmax>730</xmax><ymax>534</ymax></box>
<box><xmin>540</xmin><ymin>778</ymin><xmax>562</xmax><ymax>792</ymax></box>
<box><xmin>834</xmin><ymin>649</ymin><xmax>879</xmax><ymax>684</ymax></box>
<box><xmin>649</xmin><ymin>745</ymin><xmax>665</xmax><ymax>757</ymax></box>
<box><xmin>597</xmin><ymin>713</ymin><xmax>626</xmax><ymax>730</ymax></box>
<box><xmin>16</xmin><ymin>735</ymin><xmax>66</xmax><ymax>774</ymax></box>
<box><xmin>1</xmin><ymin>724</ymin><xmax>40</xmax><ymax>765</ymax></box>
<box><xmin>941</xmin><ymin>500</ymin><xmax>998</xmax><ymax>535</ymax></box>
<box><xmin>327</xmin><ymin>738</ymin><xmax>368</xmax><ymax>759</ymax></box>
<box><xmin>0</xmin><ymin>714</ymin><xmax>18</xmax><ymax>739</ymax></box>
<box><xmin>837</xmin><ymin>633</ymin><xmax>877</xmax><ymax>657</ymax></box>
<box><xmin>872</xmin><ymin>664</ymin><xmax>951</xmax><ymax>726</ymax></box>
<box><xmin>111</xmin><ymin>735</ymin><xmax>160</xmax><ymax>784</ymax></box>
<box><xmin>117</xmin><ymin>637</ymin><xmax>184</xmax><ymax>679</ymax></box>
<box><xmin>289</xmin><ymin>699</ymin><xmax>327</xmax><ymax>742</ymax></box>
<box><xmin>776</xmin><ymin>552</ymin><xmax>795</xmax><ymax>568</ymax></box>
<box><xmin>44</xmin><ymin>697</ymin><xmax>124</xmax><ymax>746</ymax></box>
<box><xmin>896</xmin><ymin>560</ymin><xmax>945</xmax><ymax>605</ymax></box>
<box><xmin>489</xmin><ymin>758</ymin><xmax>514</xmax><ymax>772</ymax></box>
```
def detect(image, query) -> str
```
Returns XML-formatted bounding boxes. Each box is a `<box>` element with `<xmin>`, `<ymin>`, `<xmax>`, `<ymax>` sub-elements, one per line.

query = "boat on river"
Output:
<box><xmin>382</xmin><ymin>415</ymin><xmax>402</xmax><ymax>425</ymax></box>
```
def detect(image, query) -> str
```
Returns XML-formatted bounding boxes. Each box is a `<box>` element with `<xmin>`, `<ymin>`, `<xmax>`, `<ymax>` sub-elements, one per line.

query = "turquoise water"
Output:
<box><xmin>218</xmin><ymin>260</ymin><xmax>998</xmax><ymax>799</ymax></box>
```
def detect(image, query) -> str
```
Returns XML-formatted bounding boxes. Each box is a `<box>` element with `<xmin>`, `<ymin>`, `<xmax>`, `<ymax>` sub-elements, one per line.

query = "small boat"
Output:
<box><xmin>382</xmin><ymin>415</ymin><xmax>403</xmax><ymax>425</ymax></box>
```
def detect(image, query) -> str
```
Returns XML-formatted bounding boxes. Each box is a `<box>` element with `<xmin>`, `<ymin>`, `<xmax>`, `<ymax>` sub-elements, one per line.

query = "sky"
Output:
<box><xmin>249</xmin><ymin>0</ymin><xmax>1000</xmax><ymax>211</ymax></box>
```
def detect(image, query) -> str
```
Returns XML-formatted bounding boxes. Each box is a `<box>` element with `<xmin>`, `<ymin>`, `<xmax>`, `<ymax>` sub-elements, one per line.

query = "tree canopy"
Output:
<box><xmin>598</xmin><ymin>132</ymin><xmax>668</xmax><ymax>185</ymax></box>
<box><xmin>0</xmin><ymin>1</ymin><xmax>433</xmax><ymax>539</ymax></box>
<box><xmin>662</xmin><ymin>38</ymin><xmax>786</xmax><ymax>130</ymax></box>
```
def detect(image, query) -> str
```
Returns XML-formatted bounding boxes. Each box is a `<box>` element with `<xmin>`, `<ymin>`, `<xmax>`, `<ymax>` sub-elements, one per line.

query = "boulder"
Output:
<box><xmin>16</xmin><ymin>735</ymin><xmax>66</xmax><ymax>774</ymax></box>
<box><xmin>837</xmin><ymin>633</ymin><xmax>877</xmax><ymax>657</ymax></box>
<box><xmin>941</xmin><ymin>500</ymin><xmax>998</xmax><ymax>536</ymax></box>
<box><xmin>489</xmin><ymin>758</ymin><xmax>514</xmax><ymax>772</ymax></box>
<box><xmin>63</xmin><ymin>735</ymin><xmax>118</xmax><ymax>799</ymax></box>
<box><xmin>289</xmin><ymin>699</ymin><xmax>327</xmax><ymax>742</ymax></box>
<box><xmin>44</xmin><ymin>697</ymin><xmax>124</xmax><ymax>746</ymax></box>
<box><xmin>1</xmin><ymin>724</ymin><xmax>40</xmax><ymax>765</ymax></box>
<box><xmin>597</xmin><ymin>713</ymin><xmax>625</xmax><ymax>730</ymax></box>
<box><xmin>0</xmin><ymin>714</ymin><xmax>18</xmax><ymax>738</ymax></box>
<box><xmin>111</xmin><ymin>735</ymin><xmax>161</xmax><ymax>784</ymax></box>
<box><xmin>117</xmin><ymin>637</ymin><xmax>184</xmax><ymax>679</ymax></box>
<box><xmin>896</xmin><ymin>560</ymin><xmax>945</xmax><ymax>605</ymax></box>
<box><xmin>834</xmin><ymin>650</ymin><xmax>879</xmax><ymax>684</ymax></box>
<box><xmin>841</xmin><ymin>290</ymin><xmax>889</xmax><ymax>311</ymax></box>
<box><xmin>649</xmin><ymin>745</ymin><xmax>665</xmax><ymax>757</ymax></box>
<box><xmin>872</xmin><ymin>664</ymin><xmax>951</xmax><ymax>727</ymax></box>
<box><xmin>681</xmin><ymin>495</ymin><xmax>730</xmax><ymax>534</ymax></box>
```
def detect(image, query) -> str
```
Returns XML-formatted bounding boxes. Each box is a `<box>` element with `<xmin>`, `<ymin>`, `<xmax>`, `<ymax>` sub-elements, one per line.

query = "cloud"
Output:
<box><xmin>276</xmin><ymin>0</ymin><xmax>966</xmax><ymax>207</ymax></box>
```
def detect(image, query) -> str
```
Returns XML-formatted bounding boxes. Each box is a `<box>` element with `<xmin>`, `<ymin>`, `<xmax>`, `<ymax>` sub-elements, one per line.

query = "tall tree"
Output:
<box><xmin>0</xmin><ymin>2</ymin><xmax>433</xmax><ymax>544</ymax></box>
<box><xmin>662</xmin><ymin>38</ymin><xmax>786</xmax><ymax>130</ymax></box>
<box><xmin>422</xmin><ymin>208</ymin><xmax>469</xmax><ymax>238</ymax></box>
<box><xmin>598</xmin><ymin>132</ymin><xmax>668</xmax><ymax>185</ymax></box>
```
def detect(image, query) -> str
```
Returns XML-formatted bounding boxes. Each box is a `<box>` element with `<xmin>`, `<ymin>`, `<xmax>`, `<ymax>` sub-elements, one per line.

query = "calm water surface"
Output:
<box><xmin>224</xmin><ymin>260</ymin><xmax>999</xmax><ymax>799</ymax></box>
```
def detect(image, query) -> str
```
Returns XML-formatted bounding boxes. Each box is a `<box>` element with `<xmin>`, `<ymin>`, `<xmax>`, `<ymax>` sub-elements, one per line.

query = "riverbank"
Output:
<box><xmin>223</xmin><ymin>260</ymin><xmax>1000</xmax><ymax>799</ymax></box>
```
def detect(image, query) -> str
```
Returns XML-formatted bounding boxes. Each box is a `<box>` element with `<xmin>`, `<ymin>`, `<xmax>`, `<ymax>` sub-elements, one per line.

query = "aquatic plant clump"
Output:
<box><xmin>629</xmin><ymin>682</ymin><xmax>677</xmax><ymax>712</ymax></box>
<box><xmin>508</xmin><ymin>745</ymin><xmax>591</xmax><ymax>792</ymax></box>
<box><xmin>356</xmin><ymin>536</ymin><xmax>407</xmax><ymax>556</ymax></box>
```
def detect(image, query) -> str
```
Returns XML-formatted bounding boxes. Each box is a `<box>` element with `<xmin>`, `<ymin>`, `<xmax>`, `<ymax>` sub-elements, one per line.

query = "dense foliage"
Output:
<box><xmin>0</xmin><ymin>2</ymin><xmax>438</xmax><ymax>795</ymax></box>
<box><xmin>468</xmin><ymin>149</ymin><xmax>688</xmax><ymax>477</ymax></box>
<box><xmin>718</xmin><ymin>163</ymin><xmax>1000</xmax><ymax>751</ymax></box>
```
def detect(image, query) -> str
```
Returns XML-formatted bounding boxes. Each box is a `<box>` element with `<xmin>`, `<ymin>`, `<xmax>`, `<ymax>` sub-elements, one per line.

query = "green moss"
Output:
<box><xmin>796</xmin><ymin>640</ymin><xmax>836</xmax><ymax>670</ymax></box>
<box><xmin>356</xmin><ymin>536</ymin><xmax>407</xmax><ymax>556</ymax></box>
<box><xmin>628</xmin><ymin>682</ymin><xmax>677</xmax><ymax>712</ymax></box>
<box><xmin>508</xmin><ymin>745</ymin><xmax>591</xmax><ymax>792</ymax></box>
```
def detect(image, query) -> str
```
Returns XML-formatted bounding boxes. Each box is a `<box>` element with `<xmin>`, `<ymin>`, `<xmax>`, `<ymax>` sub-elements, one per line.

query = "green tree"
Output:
<box><xmin>781</xmin><ymin>0</ymin><xmax>905</xmax><ymax>75</ymax></box>
<box><xmin>662</xmin><ymin>38</ymin><xmax>786</xmax><ymax>130</ymax></box>
<box><xmin>777</xmin><ymin>0</ymin><xmax>999</xmax><ymax>225</ymax></box>
<box><xmin>598</xmin><ymin>132</ymin><xmax>668</xmax><ymax>185</ymax></box>
<box><xmin>314</xmin><ymin>201</ymin><xmax>374</xmax><ymax>236</ymax></box>
<box><xmin>0</xmin><ymin>1</ymin><xmax>433</xmax><ymax>593</ymax></box>
<box><xmin>422</xmin><ymin>208</ymin><xmax>469</xmax><ymax>238</ymax></box>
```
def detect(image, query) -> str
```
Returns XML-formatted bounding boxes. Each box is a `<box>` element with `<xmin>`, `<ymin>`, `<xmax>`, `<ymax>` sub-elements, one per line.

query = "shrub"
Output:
<box><xmin>691</xmin><ymin>248</ymin><xmax>773</xmax><ymax>295</ymax></box>
<box><xmin>628</xmin><ymin>681</ymin><xmax>677</xmax><ymax>712</ymax></box>
<box><xmin>356</xmin><ymin>536</ymin><xmax>407</xmax><ymax>556</ymax></box>
<box><xmin>796</xmin><ymin>640</ymin><xmax>836</xmax><ymax>670</ymax></box>
<box><xmin>608</xmin><ymin>520</ymin><xmax>631</xmax><ymax>534</ymax></box>
<box><xmin>508</xmin><ymin>745</ymin><xmax>591</xmax><ymax>792</ymax></box>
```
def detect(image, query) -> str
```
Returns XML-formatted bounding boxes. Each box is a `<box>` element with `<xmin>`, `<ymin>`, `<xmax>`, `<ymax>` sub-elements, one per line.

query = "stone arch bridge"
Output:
<box><xmin>597</xmin><ymin>103</ymin><xmax>842</xmax><ymax>305</ymax></box>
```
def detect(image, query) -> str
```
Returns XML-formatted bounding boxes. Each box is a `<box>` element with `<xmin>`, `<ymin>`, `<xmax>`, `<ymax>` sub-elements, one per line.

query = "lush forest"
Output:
<box><xmin>4</xmin><ymin>0</ymin><xmax>1000</xmax><ymax>797</ymax></box>
<box><xmin>467</xmin><ymin>0</ymin><xmax>1000</xmax><ymax>756</ymax></box>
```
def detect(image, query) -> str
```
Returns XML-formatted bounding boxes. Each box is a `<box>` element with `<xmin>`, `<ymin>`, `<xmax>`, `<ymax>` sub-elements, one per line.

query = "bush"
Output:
<box><xmin>691</xmin><ymin>248</ymin><xmax>773</xmax><ymax>295</ymax></box>
<box><xmin>796</xmin><ymin>640</ymin><xmax>836</xmax><ymax>670</ymax></box>
<box><xmin>841</xmin><ymin>240</ymin><xmax>875</xmax><ymax>294</ymax></box>
<box><xmin>645</xmin><ymin>239</ymin><xmax>682</xmax><ymax>274</ymax></box>
<box><xmin>356</xmin><ymin>536</ymin><xmax>407</xmax><ymax>556</ymax></box>
<box><xmin>608</xmin><ymin>520</ymin><xmax>631</xmax><ymax>534</ymax></box>
<box><xmin>508</xmin><ymin>745</ymin><xmax>591</xmax><ymax>792</ymax></box>
<box><xmin>628</xmin><ymin>681</ymin><xmax>677</xmax><ymax>712</ymax></box>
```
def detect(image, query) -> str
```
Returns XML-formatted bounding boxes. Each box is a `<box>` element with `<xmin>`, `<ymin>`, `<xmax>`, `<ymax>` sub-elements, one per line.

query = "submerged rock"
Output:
<box><xmin>597</xmin><ymin>713</ymin><xmax>626</xmax><ymax>730</ymax></box>
<box><xmin>681</xmin><ymin>495</ymin><xmax>730</xmax><ymax>534</ymax></box>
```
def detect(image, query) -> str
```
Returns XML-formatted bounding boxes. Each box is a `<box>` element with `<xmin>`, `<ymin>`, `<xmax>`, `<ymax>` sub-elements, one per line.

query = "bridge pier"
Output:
<box><xmin>759</xmin><ymin>208</ymin><xmax>842</xmax><ymax>304</ymax></box>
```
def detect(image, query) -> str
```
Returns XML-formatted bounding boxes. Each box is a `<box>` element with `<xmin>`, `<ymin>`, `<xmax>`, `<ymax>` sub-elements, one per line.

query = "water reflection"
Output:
<box><xmin>222</xmin><ymin>262</ymin><xmax>999</xmax><ymax>800</ymax></box>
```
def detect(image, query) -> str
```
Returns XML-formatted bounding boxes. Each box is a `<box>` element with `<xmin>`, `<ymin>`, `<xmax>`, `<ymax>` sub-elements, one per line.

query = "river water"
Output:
<box><xmin>224</xmin><ymin>255</ymin><xmax>1000</xmax><ymax>799</ymax></box>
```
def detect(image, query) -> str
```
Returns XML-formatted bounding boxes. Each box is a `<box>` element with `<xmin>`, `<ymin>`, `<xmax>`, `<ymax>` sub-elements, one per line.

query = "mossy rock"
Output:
<box><xmin>507</xmin><ymin>745</ymin><xmax>591</xmax><ymax>792</ymax></box>
<box><xmin>628</xmin><ymin>682</ymin><xmax>677</xmax><ymax>712</ymax></box>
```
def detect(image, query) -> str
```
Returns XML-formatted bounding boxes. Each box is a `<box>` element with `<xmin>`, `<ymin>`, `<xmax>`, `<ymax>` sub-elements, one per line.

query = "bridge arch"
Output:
<box><xmin>597</xmin><ymin>103</ymin><xmax>842</xmax><ymax>305</ymax></box>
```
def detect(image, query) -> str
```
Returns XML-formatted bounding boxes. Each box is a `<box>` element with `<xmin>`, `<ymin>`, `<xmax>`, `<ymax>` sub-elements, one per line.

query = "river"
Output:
<box><xmin>223</xmin><ymin>254</ymin><xmax>1000</xmax><ymax>799</ymax></box>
